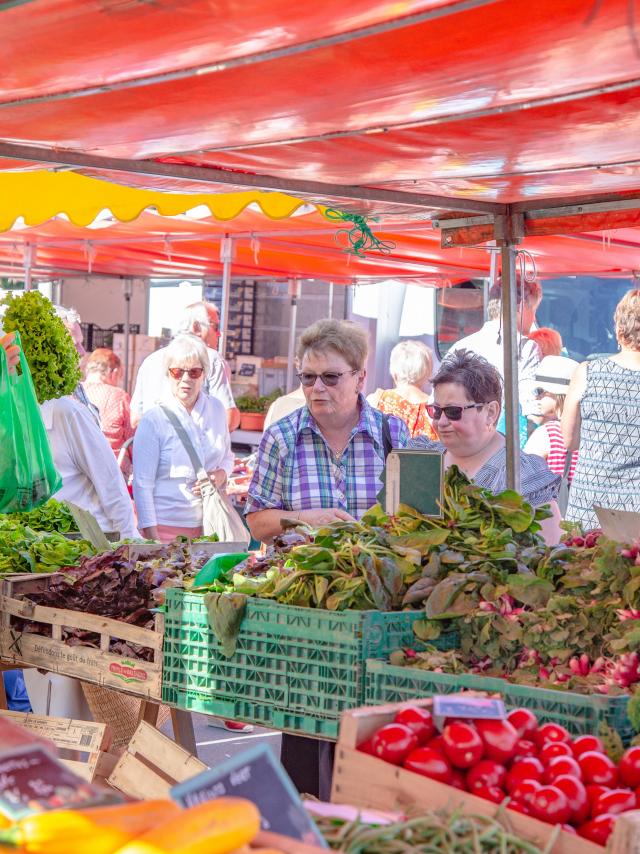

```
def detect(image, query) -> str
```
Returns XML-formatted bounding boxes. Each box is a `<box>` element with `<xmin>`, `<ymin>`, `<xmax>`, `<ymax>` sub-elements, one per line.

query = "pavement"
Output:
<box><xmin>162</xmin><ymin>712</ymin><xmax>282</xmax><ymax>767</ymax></box>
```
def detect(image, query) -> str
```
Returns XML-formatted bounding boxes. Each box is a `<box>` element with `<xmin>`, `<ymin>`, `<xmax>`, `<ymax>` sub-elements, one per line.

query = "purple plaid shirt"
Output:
<box><xmin>245</xmin><ymin>395</ymin><xmax>409</xmax><ymax>518</ymax></box>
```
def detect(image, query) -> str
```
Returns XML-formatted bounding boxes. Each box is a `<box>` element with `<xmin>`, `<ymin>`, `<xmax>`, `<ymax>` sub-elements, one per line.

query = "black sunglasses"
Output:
<box><xmin>426</xmin><ymin>402</ymin><xmax>484</xmax><ymax>421</ymax></box>
<box><xmin>297</xmin><ymin>370</ymin><xmax>357</xmax><ymax>387</ymax></box>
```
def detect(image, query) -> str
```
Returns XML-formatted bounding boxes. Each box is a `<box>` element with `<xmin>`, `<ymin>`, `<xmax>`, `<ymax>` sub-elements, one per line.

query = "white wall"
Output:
<box><xmin>59</xmin><ymin>277</ymin><xmax>149</xmax><ymax>333</ymax></box>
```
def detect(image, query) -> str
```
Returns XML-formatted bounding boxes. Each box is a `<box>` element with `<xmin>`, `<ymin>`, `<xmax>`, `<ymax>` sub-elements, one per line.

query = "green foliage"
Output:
<box><xmin>0</xmin><ymin>518</ymin><xmax>94</xmax><ymax>574</ymax></box>
<box><xmin>235</xmin><ymin>388</ymin><xmax>282</xmax><ymax>413</ymax></box>
<box><xmin>1</xmin><ymin>291</ymin><xmax>80</xmax><ymax>403</ymax></box>
<box><xmin>6</xmin><ymin>499</ymin><xmax>79</xmax><ymax>533</ymax></box>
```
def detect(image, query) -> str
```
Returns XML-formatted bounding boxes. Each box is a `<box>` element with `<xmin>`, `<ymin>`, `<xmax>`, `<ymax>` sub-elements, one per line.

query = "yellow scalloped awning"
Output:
<box><xmin>0</xmin><ymin>170</ymin><xmax>325</xmax><ymax>231</ymax></box>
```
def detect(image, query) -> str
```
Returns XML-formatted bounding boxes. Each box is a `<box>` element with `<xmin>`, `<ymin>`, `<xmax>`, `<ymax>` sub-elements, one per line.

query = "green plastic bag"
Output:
<box><xmin>0</xmin><ymin>333</ymin><xmax>61</xmax><ymax>513</ymax></box>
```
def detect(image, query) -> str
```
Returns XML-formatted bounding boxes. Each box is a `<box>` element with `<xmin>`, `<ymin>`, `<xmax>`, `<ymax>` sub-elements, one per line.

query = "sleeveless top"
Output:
<box><xmin>544</xmin><ymin>420</ymin><xmax>578</xmax><ymax>482</ymax></box>
<box><xmin>565</xmin><ymin>358</ymin><xmax>640</xmax><ymax>529</ymax></box>
<box><xmin>376</xmin><ymin>390</ymin><xmax>438</xmax><ymax>440</ymax></box>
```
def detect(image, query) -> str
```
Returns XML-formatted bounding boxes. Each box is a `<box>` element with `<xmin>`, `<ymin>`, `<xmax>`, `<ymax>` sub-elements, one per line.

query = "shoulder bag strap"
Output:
<box><xmin>159</xmin><ymin>405</ymin><xmax>208</xmax><ymax>481</ymax></box>
<box><xmin>562</xmin><ymin>447</ymin><xmax>573</xmax><ymax>481</ymax></box>
<box><xmin>381</xmin><ymin>413</ymin><xmax>393</xmax><ymax>461</ymax></box>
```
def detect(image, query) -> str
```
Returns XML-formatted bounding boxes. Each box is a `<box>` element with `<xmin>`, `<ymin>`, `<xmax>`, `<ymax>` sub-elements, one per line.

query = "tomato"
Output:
<box><xmin>442</xmin><ymin>722</ymin><xmax>484</xmax><ymax>769</ymax></box>
<box><xmin>507</xmin><ymin>800</ymin><xmax>532</xmax><ymax>815</ymax></box>
<box><xmin>508</xmin><ymin>708</ymin><xmax>538</xmax><ymax>739</ymax></box>
<box><xmin>586</xmin><ymin>784</ymin><xmax>610</xmax><ymax>806</ymax></box>
<box><xmin>561</xmin><ymin>824</ymin><xmax>577</xmax><ymax>834</ymax></box>
<box><xmin>449</xmin><ymin>769</ymin><xmax>466</xmax><ymax>790</ymax></box>
<box><xmin>571</xmin><ymin>735</ymin><xmax>605</xmax><ymax>759</ymax></box>
<box><xmin>577</xmin><ymin>814</ymin><xmax>616</xmax><ymax>845</ymax></box>
<box><xmin>536</xmin><ymin>722</ymin><xmax>571</xmax><ymax>748</ymax></box>
<box><xmin>473</xmin><ymin>785</ymin><xmax>505</xmax><ymax>804</ymax></box>
<box><xmin>619</xmin><ymin>745</ymin><xmax>640</xmax><ymax>788</ymax></box>
<box><xmin>427</xmin><ymin>735</ymin><xmax>447</xmax><ymax>754</ymax></box>
<box><xmin>510</xmin><ymin>778</ymin><xmax>542</xmax><ymax>806</ymax></box>
<box><xmin>467</xmin><ymin>759</ymin><xmax>507</xmax><ymax>792</ymax></box>
<box><xmin>591</xmin><ymin>788</ymin><xmax>636</xmax><ymax>818</ymax></box>
<box><xmin>357</xmin><ymin>737</ymin><xmax>376</xmax><ymax>756</ymax></box>
<box><xmin>506</xmin><ymin>758</ymin><xmax>544</xmax><ymax>793</ymax></box>
<box><xmin>403</xmin><ymin>747</ymin><xmax>453</xmax><ymax>784</ymax></box>
<box><xmin>513</xmin><ymin>739</ymin><xmax>538</xmax><ymax>760</ymax></box>
<box><xmin>544</xmin><ymin>755</ymin><xmax>582</xmax><ymax>783</ymax></box>
<box><xmin>530</xmin><ymin>785</ymin><xmax>572</xmax><ymax>825</ymax></box>
<box><xmin>553</xmin><ymin>775</ymin><xmax>590</xmax><ymax>825</ymax></box>
<box><xmin>475</xmin><ymin>719</ymin><xmax>519</xmax><ymax>764</ymax></box>
<box><xmin>539</xmin><ymin>742</ymin><xmax>573</xmax><ymax>765</ymax></box>
<box><xmin>394</xmin><ymin>707</ymin><xmax>436</xmax><ymax>745</ymax></box>
<box><xmin>578</xmin><ymin>751</ymin><xmax>619</xmax><ymax>787</ymax></box>
<box><xmin>371</xmin><ymin>723</ymin><xmax>418</xmax><ymax>765</ymax></box>
<box><xmin>635</xmin><ymin>786</ymin><xmax>640</xmax><ymax>808</ymax></box>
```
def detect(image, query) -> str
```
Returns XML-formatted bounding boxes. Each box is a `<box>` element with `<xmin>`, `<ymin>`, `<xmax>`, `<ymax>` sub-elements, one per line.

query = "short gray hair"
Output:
<box><xmin>389</xmin><ymin>340</ymin><xmax>433</xmax><ymax>385</ymax></box>
<box><xmin>163</xmin><ymin>334</ymin><xmax>210</xmax><ymax>375</ymax></box>
<box><xmin>297</xmin><ymin>319</ymin><xmax>368</xmax><ymax>371</ymax></box>
<box><xmin>174</xmin><ymin>302</ymin><xmax>210</xmax><ymax>336</ymax></box>
<box><xmin>487</xmin><ymin>277</ymin><xmax>542</xmax><ymax>321</ymax></box>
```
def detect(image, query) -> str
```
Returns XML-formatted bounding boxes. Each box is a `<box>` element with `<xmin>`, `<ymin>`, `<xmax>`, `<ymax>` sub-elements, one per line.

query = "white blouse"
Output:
<box><xmin>133</xmin><ymin>393</ymin><xmax>234</xmax><ymax>528</ymax></box>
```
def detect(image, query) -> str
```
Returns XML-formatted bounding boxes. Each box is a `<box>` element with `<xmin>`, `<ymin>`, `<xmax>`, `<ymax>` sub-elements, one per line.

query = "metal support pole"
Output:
<box><xmin>486</xmin><ymin>245</ymin><xmax>498</xmax><ymax>321</ymax></box>
<box><xmin>500</xmin><ymin>241</ymin><xmax>520</xmax><ymax>491</ymax></box>
<box><xmin>23</xmin><ymin>244</ymin><xmax>33</xmax><ymax>291</ymax></box>
<box><xmin>123</xmin><ymin>278</ymin><xmax>133</xmax><ymax>392</ymax></box>
<box><xmin>286</xmin><ymin>279</ymin><xmax>301</xmax><ymax>392</ymax></box>
<box><xmin>328</xmin><ymin>280</ymin><xmax>334</xmax><ymax>318</ymax></box>
<box><xmin>219</xmin><ymin>236</ymin><xmax>233</xmax><ymax>359</ymax></box>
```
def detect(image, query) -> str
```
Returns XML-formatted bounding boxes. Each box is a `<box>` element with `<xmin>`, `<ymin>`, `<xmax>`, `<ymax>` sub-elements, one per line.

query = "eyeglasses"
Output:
<box><xmin>426</xmin><ymin>403</ymin><xmax>484</xmax><ymax>421</ymax></box>
<box><xmin>168</xmin><ymin>367</ymin><xmax>204</xmax><ymax>380</ymax></box>
<box><xmin>533</xmin><ymin>387</ymin><xmax>551</xmax><ymax>398</ymax></box>
<box><xmin>297</xmin><ymin>370</ymin><xmax>357</xmax><ymax>387</ymax></box>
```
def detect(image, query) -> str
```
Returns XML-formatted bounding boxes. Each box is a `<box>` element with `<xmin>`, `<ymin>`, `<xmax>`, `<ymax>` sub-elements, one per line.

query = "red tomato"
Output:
<box><xmin>577</xmin><ymin>814</ymin><xmax>617</xmax><ymax>845</ymax></box>
<box><xmin>561</xmin><ymin>824</ymin><xmax>577</xmax><ymax>834</ymax></box>
<box><xmin>539</xmin><ymin>742</ymin><xmax>573</xmax><ymax>765</ymax></box>
<box><xmin>530</xmin><ymin>785</ymin><xmax>572</xmax><ymax>825</ymax></box>
<box><xmin>553</xmin><ymin>775</ymin><xmax>590</xmax><ymax>825</ymax></box>
<box><xmin>473</xmin><ymin>785</ymin><xmax>505</xmax><ymax>804</ymax></box>
<box><xmin>508</xmin><ymin>708</ymin><xmax>538</xmax><ymax>739</ymax></box>
<box><xmin>536</xmin><ymin>722</ymin><xmax>571</xmax><ymax>748</ymax></box>
<box><xmin>544</xmin><ymin>755</ymin><xmax>582</xmax><ymax>783</ymax></box>
<box><xmin>635</xmin><ymin>786</ymin><xmax>640</xmax><ymax>808</ymax></box>
<box><xmin>442</xmin><ymin>722</ymin><xmax>484</xmax><ymax>769</ymax></box>
<box><xmin>394</xmin><ymin>707</ymin><xmax>436</xmax><ymax>745</ymax></box>
<box><xmin>586</xmin><ymin>784</ymin><xmax>610</xmax><ymax>806</ymax></box>
<box><xmin>506</xmin><ymin>758</ymin><xmax>544</xmax><ymax>793</ymax></box>
<box><xmin>475</xmin><ymin>719</ymin><xmax>519</xmax><ymax>764</ymax></box>
<box><xmin>591</xmin><ymin>788</ymin><xmax>636</xmax><ymax>818</ymax></box>
<box><xmin>510</xmin><ymin>778</ymin><xmax>542</xmax><ymax>806</ymax></box>
<box><xmin>513</xmin><ymin>739</ymin><xmax>538</xmax><ymax>760</ymax></box>
<box><xmin>449</xmin><ymin>769</ymin><xmax>466</xmax><ymax>790</ymax></box>
<box><xmin>619</xmin><ymin>745</ymin><xmax>640</xmax><ymax>788</ymax></box>
<box><xmin>578</xmin><ymin>751</ymin><xmax>619</xmax><ymax>787</ymax></box>
<box><xmin>371</xmin><ymin>723</ymin><xmax>418</xmax><ymax>765</ymax></box>
<box><xmin>357</xmin><ymin>737</ymin><xmax>376</xmax><ymax>756</ymax></box>
<box><xmin>571</xmin><ymin>735</ymin><xmax>605</xmax><ymax>759</ymax></box>
<box><xmin>427</xmin><ymin>735</ymin><xmax>447</xmax><ymax>754</ymax></box>
<box><xmin>507</xmin><ymin>800</ymin><xmax>532</xmax><ymax>815</ymax></box>
<box><xmin>467</xmin><ymin>759</ymin><xmax>507</xmax><ymax>791</ymax></box>
<box><xmin>403</xmin><ymin>747</ymin><xmax>453</xmax><ymax>784</ymax></box>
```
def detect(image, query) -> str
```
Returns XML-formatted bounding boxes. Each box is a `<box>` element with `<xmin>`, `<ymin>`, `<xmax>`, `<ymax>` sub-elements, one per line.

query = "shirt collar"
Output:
<box><xmin>297</xmin><ymin>394</ymin><xmax>380</xmax><ymax>445</ymax></box>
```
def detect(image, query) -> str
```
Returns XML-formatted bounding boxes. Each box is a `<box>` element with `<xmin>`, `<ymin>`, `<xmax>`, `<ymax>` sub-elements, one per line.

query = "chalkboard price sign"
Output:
<box><xmin>171</xmin><ymin>743</ymin><xmax>326</xmax><ymax>847</ymax></box>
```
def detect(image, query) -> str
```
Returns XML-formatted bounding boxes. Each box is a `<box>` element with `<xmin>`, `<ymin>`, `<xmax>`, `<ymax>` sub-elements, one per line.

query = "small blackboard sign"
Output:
<box><xmin>0</xmin><ymin>745</ymin><xmax>120</xmax><ymax>819</ymax></box>
<box><xmin>171</xmin><ymin>743</ymin><xmax>326</xmax><ymax>847</ymax></box>
<box><xmin>378</xmin><ymin>449</ymin><xmax>444</xmax><ymax>517</ymax></box>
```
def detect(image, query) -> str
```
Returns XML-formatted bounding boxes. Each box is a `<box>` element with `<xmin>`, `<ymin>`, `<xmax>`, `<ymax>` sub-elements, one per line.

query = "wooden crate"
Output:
<box><xmin>108</xmin><ymin>720</ymin><xmax>207</xmax><ymax>799</ymax></box>
<box><xmin>0</xmin><ymin>573</ymin><xmax>164</xmax><ymax>700</ymax></box>
<box><xmin>0</xmin><ymin>709</ymin><xmax>114</xmax><ymax>782</ymax></box>
<box><xmin>331</xmin><ymin>696</ymin><xmax>602</xmax><ymax>854</ymax></box>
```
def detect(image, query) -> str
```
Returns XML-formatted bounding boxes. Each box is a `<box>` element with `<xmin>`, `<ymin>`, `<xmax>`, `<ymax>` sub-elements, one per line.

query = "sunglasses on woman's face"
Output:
<box><xmin>168</xmin><ymin>367</ymin><xmax>204</xmax><ymax>380</ymax></box>
<box><xmin>426</xmin><ymin>403</ymin><xmax>484</xmax><ymax>421</ymax></box>
<box><xmin>533</xmin><ymin>387</ymin><xmax>553</xmax><ymax>398</ymax></box>
<box><xmin>297</xmin><ymin>369</ymin><xmax>357</xmax><ymax>387</ymax></box>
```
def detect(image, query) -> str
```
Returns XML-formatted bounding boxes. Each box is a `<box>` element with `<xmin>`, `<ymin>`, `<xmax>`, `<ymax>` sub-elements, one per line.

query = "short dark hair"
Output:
<box><xmin>432</xmin><ymin>349</ymin><xmax>503</xmax><ymax>405</ymax></box>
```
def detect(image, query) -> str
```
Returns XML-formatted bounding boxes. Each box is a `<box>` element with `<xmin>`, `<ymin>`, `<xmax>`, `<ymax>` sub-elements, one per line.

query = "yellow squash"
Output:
<box><xmin>0</xmin><ymin>799</ymin><xmax>181</xmax><ymax>854</ymax></box>
<box><xmin>114</xmin><ymin>797</ymin><xmax>261</xmax><ymax>854</ymax></box>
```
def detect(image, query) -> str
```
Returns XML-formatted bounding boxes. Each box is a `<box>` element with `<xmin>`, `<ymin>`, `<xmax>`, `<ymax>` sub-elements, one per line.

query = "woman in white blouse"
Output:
<box><xmin>133</xmin><ymin>335</ymin><xmax>234</xmax><ymax>543</ymax></box>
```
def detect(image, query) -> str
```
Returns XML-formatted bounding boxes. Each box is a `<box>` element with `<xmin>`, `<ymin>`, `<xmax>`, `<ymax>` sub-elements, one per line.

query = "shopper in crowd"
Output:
<box><xmin>562</xmin><ymin>289</ymin><xmax>640</xmax><ymax>529</ymax></box>
<box><xmin>133</xmin><ymin>335</ymin><xmax>234</xmax><ymax>543</ymax></box>
<box><xmin>528</xmin><ymin>327</ymin><xmax>563</xmax><ymax>358</ymax></box>
<box><xmin>264</xmin><ymin>384</ymin><xmax>306</xmax><ymax>429</ymax></box>
<box><xmin>448</xmin><ymin>277</ymin><xmax>542</xmax><ymax>420</ymax></box>
<box><xmin>524</xmin><ymin>356</ymin><xmax>579</xmax><ymax>481</ymax></box>
<box><xmin>83</xmin><ymin>348</ymin><xmax>134</xmax><ymax>472</ymax></box>
<box><xmin>367</xmin><ymin>339</ymin><xmax>437</xmax><ymax>439</ymax></box>
<box><xmin>412</xmin><ymin>350</ymin><xmax>562</xmax><ymax>544</ymax></box>
<box><xmin>53</xmin><ymin>305</ymin><xmax>100</xmax><ymax>422</ymax></box>
<box><xmin>131</xmin><ymin>302</ymin><xmax>240</xmax><ymax>431</ymax></box>
<box><xmin>246</xmin><ymin>318</ymin><xmax>409</xmax><ymax>799</ymax></box>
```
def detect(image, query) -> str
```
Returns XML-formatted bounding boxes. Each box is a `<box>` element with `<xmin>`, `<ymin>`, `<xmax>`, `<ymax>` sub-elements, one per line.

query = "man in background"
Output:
<box><xmin>131</xmin><ymin>301</ymin><xmax>240</xmax><ymax>431</ymax></box>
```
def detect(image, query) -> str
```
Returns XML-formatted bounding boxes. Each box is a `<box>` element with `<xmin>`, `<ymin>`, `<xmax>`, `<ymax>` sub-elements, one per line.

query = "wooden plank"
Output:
<box><xmin>170</xmin><ymin>709</ymin><xmax>197</xmax><ymax>755</ymax></box>
<box><xmin>251</xmin><ymin>831</ymin><xmax>326</xmax><ymax>852</ymax></box>
<box><xmin>108</xmin><ymin>720</ymin><xmax>207</xmax><ymax>800</ymax></box>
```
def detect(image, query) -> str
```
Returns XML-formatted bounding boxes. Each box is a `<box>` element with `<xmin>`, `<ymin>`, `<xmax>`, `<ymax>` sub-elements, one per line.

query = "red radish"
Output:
<box><xmin>507</xmin><ymin>708</ymin><xmax>538</xmax><ymax>739</ymax></box>
<box><xmin>475</xmin><ymin>719</ymin><xmax>519</xmax><ymax>764</ymax></box>
<box><xmin>536</xmin><ymin>722</ymin><xmax>571</xmax><ymax>748</ymax></box>
<box><xmin>591</xmin><ymin>788</ymin><xmax>636</xmax><ymax>818</ymax></box>
<box><xmin>578</xmin><ymin>814</ymin><xmax>616</xmax><ymax>845</ymax></box>
<box><xmin>539</xmin><ymin>742</ymin><xmax>573</xmax><ymax>764</ymax></box>
<box><xmin>571</xmin><ymin>735</ymin><xmax>605</xmax><ymax>758</ymax></box>
<box><xmin>466</xmin><ymin>760</ymin><xmax>507</xmax><ymax>792</ymax></box>
<box><xmin>530</xmin><ymin>785</ymin><xmax>572</xmax><ymax>825</ymax></box>
<box><xmin>403</xmin><ymin>747</ymin><xmax>453</xmax><ymax>784</ymax></box>
<box><xmin>371</xmin><ymin>724</ymin><xmax>418</xmax><ymax>765</ymax></box>
<box><xmin>553</xmin><ymin>775</ymin><xmax>590</xmax><ymax>825</ymax></box>
<box><xmin>579</xmin><ymin>751</ymin><xmax>619</xmax><ymax>787</ymax></box>
<box><xmin>506</xmin><ymin>758</ymin><xmax>544</xmax><ymax>793</ymax></box>
<box><xmin>544</xmin><ymin>755</ymin><xmax>582</xmax><ymax>783</ymax></box>
<box><xmin>619</xmin><ymin>745</ymin><xmax>640</xmax><ymax>788</ymax></box>
<box><xmin>393</xmin><ymin>707</ymin><xmax>436</xmax><ymax>744</ymax></box>
<box><xmin>442</xmin><ymin>722</ymin><xmax>484</xmax><ymax>769</ymax></box>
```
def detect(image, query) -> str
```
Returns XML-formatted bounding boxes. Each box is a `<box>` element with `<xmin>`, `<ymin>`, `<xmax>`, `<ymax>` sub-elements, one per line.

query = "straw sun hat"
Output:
<box><xmin>534</xmin><ymin>355</ymin><xmax>579</xmax><ymax>395</ymax></box>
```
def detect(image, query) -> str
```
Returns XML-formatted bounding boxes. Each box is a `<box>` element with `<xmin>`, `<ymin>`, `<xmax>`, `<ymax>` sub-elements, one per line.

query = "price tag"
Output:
<box><xmin>432</xmin><ymin>695</ymin><xmax>506</xmax><ymax>731</ymax></box>
<box><xmin>171</xmin><ymin>743</ymin><xmax>326</xmax><ymax>847</ymax></box>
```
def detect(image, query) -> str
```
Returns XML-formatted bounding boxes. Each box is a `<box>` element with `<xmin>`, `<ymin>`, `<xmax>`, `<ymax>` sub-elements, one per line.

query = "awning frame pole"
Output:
<box><xmin>286</xmin><ymin>279</ymin><xmax>301</xmax><ymax>393</ymax></box>
<box><xmin>123</xmin><ymin>277</ymin><xmax>133</xmax><ymax>393</ymax></box>
<box><xmin>219</xmin><ymin>235</ymin><xmax>233</xmax><ymax>359</ymax></box>
<box><xmin>499</xmin><ymin>229</ymin><xmax>520</xmax><ymax>492</ymax></box>
<box><xmin>24</xmin><ymin>244</ymin><xmax>33</xmax><ymax>291</ymax></box>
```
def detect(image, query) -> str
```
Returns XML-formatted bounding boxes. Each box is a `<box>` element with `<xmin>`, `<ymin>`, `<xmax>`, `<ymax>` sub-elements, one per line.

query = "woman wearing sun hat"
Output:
<box><xmin>524</xmin><ymin>355</ymin><xmax>579</xmax><ymax>481</ymax></box>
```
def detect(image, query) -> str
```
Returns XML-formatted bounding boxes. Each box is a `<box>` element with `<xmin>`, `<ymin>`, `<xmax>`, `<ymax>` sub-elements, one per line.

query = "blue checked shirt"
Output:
<box><xmin>245</xmin><ymin>396</ymin><xmax>410</xmax><ymax>519</ymax></box>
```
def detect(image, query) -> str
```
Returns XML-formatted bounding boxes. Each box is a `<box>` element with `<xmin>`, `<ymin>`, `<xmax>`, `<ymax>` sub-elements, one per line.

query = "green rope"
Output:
<box><xmin>325</xmin><ymin>208</ymin><xmax>396</xmax><ymax>258</ymax></box>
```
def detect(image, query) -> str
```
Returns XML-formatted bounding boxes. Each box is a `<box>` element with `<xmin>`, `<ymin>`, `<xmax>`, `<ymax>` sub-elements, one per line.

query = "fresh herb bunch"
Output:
<box><xmin>7</xmin><ymin>499</ymin><xmax>79</xmax><ymax>533</ymax></box>
<box><xmin>1</xmin><ymin>291</ymin><xmax>80</xmax><ymax>403</ymax></box>
<box><xmin>0</xmin><ymin>519</ymin><xmax>94</xmax><ymax>574</ymax></box>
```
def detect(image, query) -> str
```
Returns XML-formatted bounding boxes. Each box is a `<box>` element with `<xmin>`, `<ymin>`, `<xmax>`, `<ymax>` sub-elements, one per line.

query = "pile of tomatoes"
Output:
<box><xmin>358</xmin><ymin>706</ymin><xmax>640</xmax><ymax>846</ymax></box>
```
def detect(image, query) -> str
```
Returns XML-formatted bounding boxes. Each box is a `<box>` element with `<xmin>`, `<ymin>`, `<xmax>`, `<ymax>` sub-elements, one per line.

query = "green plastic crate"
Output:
<box><xmin>365</xmin><ymin>659</ymin><xmax>634</xmax><ymax>743</ymax></box>
<box><xmin>162</xmin><ymin>590</ymin><xmax>427</xmax><ymax>738</ymax></box>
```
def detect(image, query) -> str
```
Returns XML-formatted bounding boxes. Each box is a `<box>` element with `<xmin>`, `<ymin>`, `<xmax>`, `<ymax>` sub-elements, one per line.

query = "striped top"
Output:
<box><xmin>545</xmin><ymin>420</ymin><xmax>578</xmax><ymax>482</ymax></box>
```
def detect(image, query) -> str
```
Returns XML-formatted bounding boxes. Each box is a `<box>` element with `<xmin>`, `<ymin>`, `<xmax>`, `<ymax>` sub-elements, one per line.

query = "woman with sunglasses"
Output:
<box><xmin>412</xmin><ymin>350</ymin><xmax>562</xmax><ymax>545</ymax></box>
<box><xmin>133</xmin><ymin>335</ymin><xmax>233</xmax><ymax>543</ymax></box>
